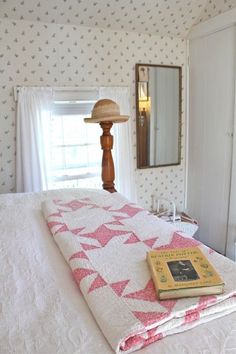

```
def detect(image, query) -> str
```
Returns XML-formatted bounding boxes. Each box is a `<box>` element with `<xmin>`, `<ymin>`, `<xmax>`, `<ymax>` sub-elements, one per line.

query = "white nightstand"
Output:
<box><xmin>172</xmin><ymin>221</ymin><xmax>198</xmax><ymax>238</ymax></box>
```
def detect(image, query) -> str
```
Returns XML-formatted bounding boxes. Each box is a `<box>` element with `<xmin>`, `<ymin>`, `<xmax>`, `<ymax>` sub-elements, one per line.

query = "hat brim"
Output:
<box><xmin>84</xmin><ymin>115</ymin><xmax>129</xmax><ymax>124</ymax></box>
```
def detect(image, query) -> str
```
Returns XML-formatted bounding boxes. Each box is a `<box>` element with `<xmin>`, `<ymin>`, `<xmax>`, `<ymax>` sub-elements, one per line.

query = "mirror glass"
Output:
<box><xmin>136</xmin><ymin>64</ymin><xmax>181</xmax><ymax>168</ymax></box>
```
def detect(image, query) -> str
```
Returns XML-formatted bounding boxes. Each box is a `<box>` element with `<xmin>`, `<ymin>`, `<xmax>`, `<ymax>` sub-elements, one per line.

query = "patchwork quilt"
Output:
<box><xmin>42</xmin><ymin>192</ymin><xmax>236</xmax><ymax>353</ymax></box>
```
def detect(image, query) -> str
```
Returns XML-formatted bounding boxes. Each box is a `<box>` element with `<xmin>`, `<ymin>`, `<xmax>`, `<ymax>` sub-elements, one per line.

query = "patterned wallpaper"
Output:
<box><xmin>0</xmin><ymin>0</ymin><xmax>204</xmax><ymax>38</ymax></box>
<box><xmin>0</xmin><ymin>18</ymin><xmax>186</xmax><ymax>210</ymax></box>
<box><xmin>0</xmin><ymin>0</ymin><xmax>236</xmax><ymax>38</ymax></box>
<box><xmin>197</xmin><ymin>0</ymin><xmax>236</xmax><ymax>23</ymax></box>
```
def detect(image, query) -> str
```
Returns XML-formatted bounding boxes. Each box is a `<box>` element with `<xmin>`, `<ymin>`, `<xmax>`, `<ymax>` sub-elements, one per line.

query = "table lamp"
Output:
<box><xmin>84</xmin><ymin>99</ymin><xmax>129</xmax><ymax>193</ymax></box>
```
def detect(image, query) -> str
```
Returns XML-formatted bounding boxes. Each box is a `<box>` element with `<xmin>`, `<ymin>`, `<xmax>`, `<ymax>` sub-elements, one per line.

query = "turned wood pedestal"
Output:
<box><xmin>100</xmin><ymin>121</ymin><xmax>116</xmax><ymax>193</ymax></box>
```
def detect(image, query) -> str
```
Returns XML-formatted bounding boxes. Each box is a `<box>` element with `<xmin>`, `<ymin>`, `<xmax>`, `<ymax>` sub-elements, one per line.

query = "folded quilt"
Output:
<box><xmin>42</xmin><ymin>192</ymin><xmax>236</xmax><ymax>353</ymax></box>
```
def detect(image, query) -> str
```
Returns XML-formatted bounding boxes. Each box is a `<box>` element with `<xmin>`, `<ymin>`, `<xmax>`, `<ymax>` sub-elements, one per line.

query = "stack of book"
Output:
<box><xmin>147</xmin><ymin>247</ymin><xmax>224</xmax><ymax>300</ymax></box>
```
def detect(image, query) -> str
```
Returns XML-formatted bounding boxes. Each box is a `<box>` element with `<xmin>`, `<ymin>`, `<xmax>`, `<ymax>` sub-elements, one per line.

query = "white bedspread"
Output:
<box><xmin>1</xmin><ymin>189</ymin><xmax>236</xmax><ymax>354</ymax></box>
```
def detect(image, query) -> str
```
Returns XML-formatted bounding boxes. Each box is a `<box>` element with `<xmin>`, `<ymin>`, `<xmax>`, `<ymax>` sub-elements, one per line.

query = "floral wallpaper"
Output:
<box><xmin>0</xmin><ymin>0</ymin><xmax>235</xmax><ymax>38</ymax></box>
<box><xmin>197</xmin><ymin>0</ymin><xmax>236</xmax><ymax>23</ymax></box>
<box><xmin>0</xmin><ymin>18</ymin><xmax>186</xmax><ymax>210</ymax></box>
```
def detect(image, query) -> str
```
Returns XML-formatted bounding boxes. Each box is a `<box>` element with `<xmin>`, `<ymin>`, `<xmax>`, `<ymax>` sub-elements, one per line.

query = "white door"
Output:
<box><xmin>187</xmin><ymin>25</ymin><xmax>236</xmax><ymax>255</ymax></box>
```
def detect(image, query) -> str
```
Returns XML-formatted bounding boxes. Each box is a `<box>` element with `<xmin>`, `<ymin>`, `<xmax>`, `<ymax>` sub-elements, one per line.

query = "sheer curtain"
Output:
<box><xmin>16</xmin><ymin>86</ymin><xmax>137</xmax><ymax>199</ymax></box>
<box><xmin>16</xmin><ymin>87</ymin><xmax>53</xmax><ymax>192</ymax></box>
<box><xmin>99</xmin><ymin>87</ymin><xmax>137</xmax><ymax>201</ymax></box>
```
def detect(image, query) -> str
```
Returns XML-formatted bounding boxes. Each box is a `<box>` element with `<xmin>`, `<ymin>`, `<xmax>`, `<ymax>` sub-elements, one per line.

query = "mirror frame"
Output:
<box><xmin>135</xmin><ymin>63</ymin><xmax>182</xmax><ymax>169</ymax></box>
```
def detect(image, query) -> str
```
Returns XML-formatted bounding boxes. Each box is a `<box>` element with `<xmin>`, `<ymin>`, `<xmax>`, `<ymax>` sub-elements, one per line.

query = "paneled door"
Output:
<box><xmin>188</xmin><ymin>25</ymin><xmax>236</xmax><ymax>256</ymax></box>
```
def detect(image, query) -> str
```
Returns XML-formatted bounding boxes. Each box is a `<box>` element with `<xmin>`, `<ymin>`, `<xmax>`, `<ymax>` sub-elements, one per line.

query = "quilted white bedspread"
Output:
<box><xmin>42</xmin><ymin>192</ymin><xmax>236</xmax><ymax>353</ymax></box>
<box><xmin>1</xmin><ymin>189</ymin><xmax>236</xmax><ymax>354</ymax></box>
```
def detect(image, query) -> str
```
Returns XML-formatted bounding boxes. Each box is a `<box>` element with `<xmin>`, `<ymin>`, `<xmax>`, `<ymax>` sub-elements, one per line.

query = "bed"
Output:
<box><xmin>1</xmin><ymin>188</ymin><xmax>236</xmax><ymax>354</ymax></box>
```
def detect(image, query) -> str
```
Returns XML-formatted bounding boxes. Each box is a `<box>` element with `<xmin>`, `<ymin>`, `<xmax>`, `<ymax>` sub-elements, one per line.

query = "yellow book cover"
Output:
<box><xmin>147</xmin><ymin>247</ymin><xmax>224</xmax><ymax>300</ymax></box>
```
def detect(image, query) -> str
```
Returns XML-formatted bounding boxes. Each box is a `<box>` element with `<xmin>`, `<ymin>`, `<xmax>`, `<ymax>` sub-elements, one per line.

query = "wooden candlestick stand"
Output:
<box><xmin>100</xmin><ymin>121</ymin><xmax>116</xmax><ymax>193</ymax></box>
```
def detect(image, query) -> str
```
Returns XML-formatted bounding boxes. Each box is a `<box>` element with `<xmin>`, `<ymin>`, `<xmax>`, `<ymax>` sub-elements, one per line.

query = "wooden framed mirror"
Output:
<box><xmin>135</xmin><ymin>64</ymin><xmax>182</xmax><ymax>169</ymax></box>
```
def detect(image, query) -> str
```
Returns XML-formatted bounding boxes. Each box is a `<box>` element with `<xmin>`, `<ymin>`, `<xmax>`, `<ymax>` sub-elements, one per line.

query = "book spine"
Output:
<box><xmin>146</xmin><ymin>254</ymin><xmax>160</xmax><ymax>299</ymax></box>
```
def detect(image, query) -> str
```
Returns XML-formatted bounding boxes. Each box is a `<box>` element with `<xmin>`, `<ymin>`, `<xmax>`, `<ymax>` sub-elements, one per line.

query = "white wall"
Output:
<box><xmin>0</xmin><ymin>18</ymin><xmax>187</xmax><ymax>210</ymax></box>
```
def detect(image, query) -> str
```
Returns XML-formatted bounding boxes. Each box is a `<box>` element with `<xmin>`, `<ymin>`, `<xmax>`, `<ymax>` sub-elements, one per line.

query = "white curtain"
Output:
<box><xmin>16</xmin><ymin>87</ymin><xmax>54</xmax><ymax>192</ymax></box>
<box><xmin>99</xmin><ymin>87</ymin><xmax>137</xmax><ymax>201</ymax></box>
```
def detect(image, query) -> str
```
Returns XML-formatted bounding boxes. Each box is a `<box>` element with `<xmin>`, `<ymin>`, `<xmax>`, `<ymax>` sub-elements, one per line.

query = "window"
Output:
<box><xmin>46</xmin><ymin>95</ymin><xmax>102</xmax><ymax>190</ymax></box>
<box><xmin>15</xmin><ymin>86</ymin><xmax>135</xmax><ymax>199</ymax></box>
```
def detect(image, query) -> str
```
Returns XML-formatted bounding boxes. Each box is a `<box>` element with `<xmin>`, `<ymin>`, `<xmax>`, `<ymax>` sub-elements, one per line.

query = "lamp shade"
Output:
<box><xmin>84</xmin><ymin>99</ymin><xmax>129</xmax><ymax>123</ymax></box>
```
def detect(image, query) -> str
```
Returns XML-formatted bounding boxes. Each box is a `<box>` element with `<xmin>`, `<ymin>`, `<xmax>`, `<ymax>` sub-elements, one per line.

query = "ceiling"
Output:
<box><xmin>0</xmin><ymin>0</ymin><xmax>236</xmax><ymax>37</ymax></box>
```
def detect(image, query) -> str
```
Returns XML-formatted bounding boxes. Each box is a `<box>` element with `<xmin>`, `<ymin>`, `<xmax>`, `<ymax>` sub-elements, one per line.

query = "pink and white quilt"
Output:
<box><xmin>42</xmin><ymin>192</ymin><xmax>236</xmax><ymax>353</ymax></box>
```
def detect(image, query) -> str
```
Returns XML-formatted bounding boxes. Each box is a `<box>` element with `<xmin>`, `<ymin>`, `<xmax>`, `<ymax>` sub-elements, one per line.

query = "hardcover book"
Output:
<box><xmin>147</xmin><ymin>247</ymin><xmax>224</xmax><ymax>300</ymax></box>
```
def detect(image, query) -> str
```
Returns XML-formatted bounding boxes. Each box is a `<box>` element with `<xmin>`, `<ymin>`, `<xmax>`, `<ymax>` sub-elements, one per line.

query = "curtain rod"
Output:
<box><xmin>13</xmin><ymin>85</ymin><xmax>129</xmax><ymax>101</ymax></box>
<box><xmin>14</xmin><ymin>85</ymin><xmax>100</xmax><ymax>91</ymax></box>
<box><xmin>13</xmin><ymin>86</ymin><xmax>99</xmax><ymax>101</ymax></box>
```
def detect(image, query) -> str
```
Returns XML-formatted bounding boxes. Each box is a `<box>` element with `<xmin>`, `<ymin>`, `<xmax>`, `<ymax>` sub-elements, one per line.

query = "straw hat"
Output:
<box><xmin>84</xmin><ymin>99</ymin><xmax>129</xmax><ymax>123</ymax></box>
